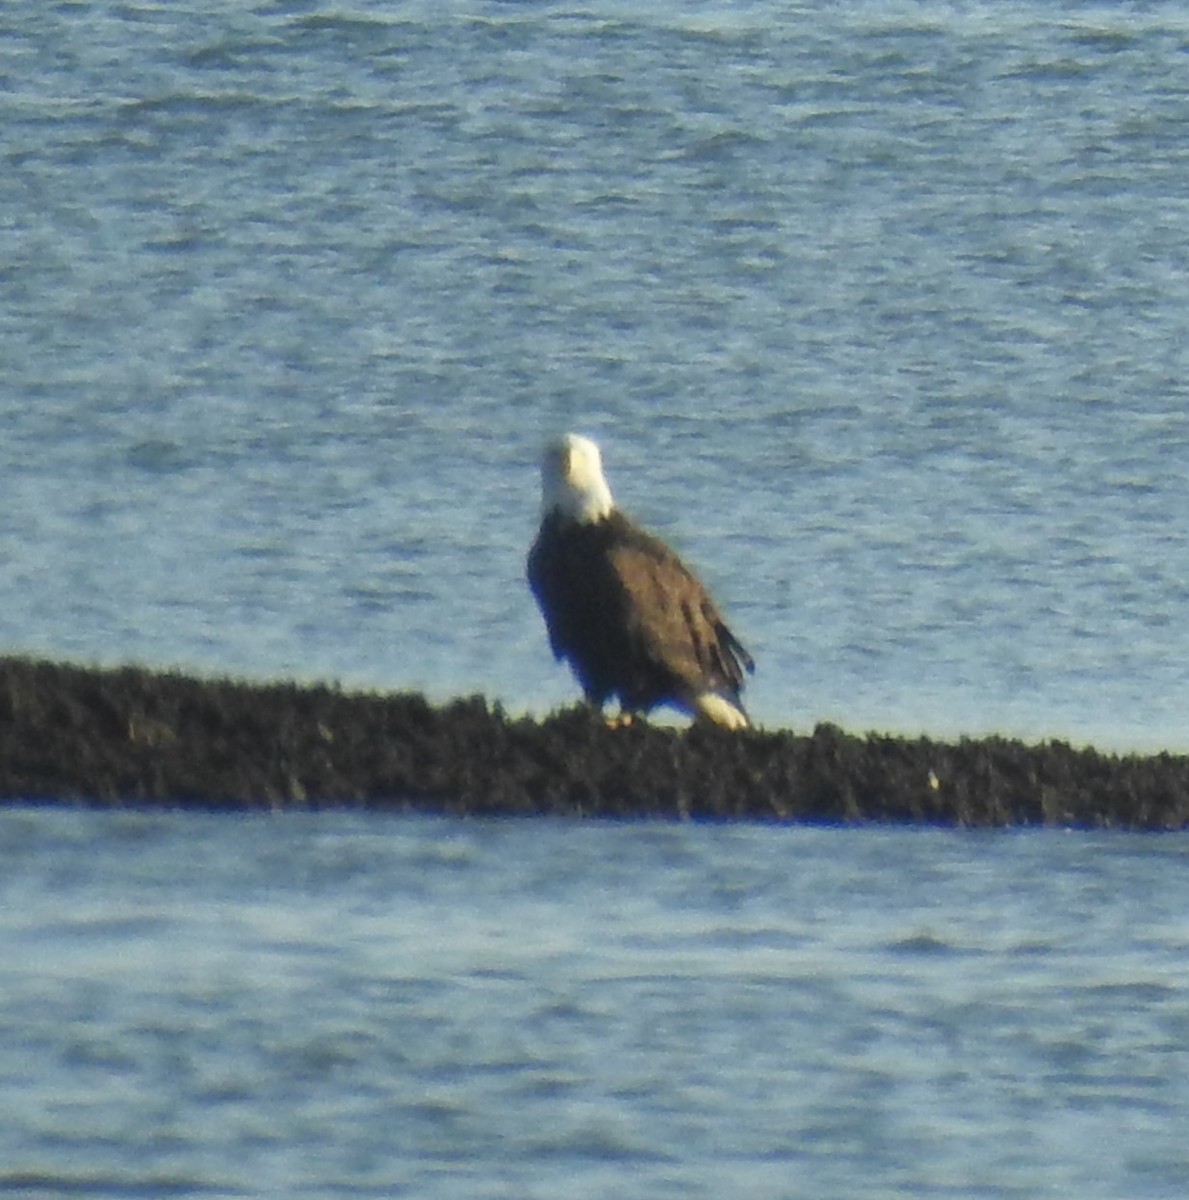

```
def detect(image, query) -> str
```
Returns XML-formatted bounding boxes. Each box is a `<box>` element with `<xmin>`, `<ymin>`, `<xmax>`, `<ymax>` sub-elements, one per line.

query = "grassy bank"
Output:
<box><xmin>0</xmin><ymin>656</ymin><xmax>1185</xmax><ymax>828</ymax></box>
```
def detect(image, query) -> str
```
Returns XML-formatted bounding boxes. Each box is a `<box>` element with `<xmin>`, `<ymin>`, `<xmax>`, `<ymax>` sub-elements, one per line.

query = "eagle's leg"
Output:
<box><xmin>580</xmin><ymin>692</ymin><xmax>636</xmax><ymax>729</ymax></box>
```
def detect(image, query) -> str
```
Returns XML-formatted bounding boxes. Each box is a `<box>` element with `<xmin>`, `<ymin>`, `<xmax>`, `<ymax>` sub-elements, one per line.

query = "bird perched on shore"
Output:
<box><xmin>527</xmin><ymin>432</ymin><xmax>754</xmax><ymax>729</ymax></box>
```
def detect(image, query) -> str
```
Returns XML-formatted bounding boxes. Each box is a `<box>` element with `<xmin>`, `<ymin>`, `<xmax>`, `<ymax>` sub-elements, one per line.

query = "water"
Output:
<box><xmin>6</xmin><ymin>4</ymin><xmax>1189</xmax><ymax>1193</ymax></box>
<box><xmin>0</xmin><ymin>808</ymin><xmax>1186</xmax><ymax>1199</ymax></box>
<box><xmin>5</xmin><ymin>0</ymin><xmax>1189</xmax><ymax>748</ymax></box>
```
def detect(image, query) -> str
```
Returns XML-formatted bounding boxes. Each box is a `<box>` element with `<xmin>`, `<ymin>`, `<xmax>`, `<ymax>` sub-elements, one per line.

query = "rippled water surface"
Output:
<box><xmin>2</xmin><ymin>809</ymin><xmax>1189</xmax><ymax>1198</ymax></box>
<box><xmin>5</xmin><ymin>0</ymin><xmax>1189</xmax><ymax>746</ymax></box>
<box><xmin>6</xmin><ymin>6</ymin><xmax>1189</xmax><ymax>1193</ymax></box>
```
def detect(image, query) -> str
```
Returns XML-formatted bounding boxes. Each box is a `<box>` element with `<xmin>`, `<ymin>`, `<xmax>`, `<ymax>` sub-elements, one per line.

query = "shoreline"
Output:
<box><xmin>0</xmin><ymin>656</ymin><xmax>1185</xmax><ymax>829</ymax></box>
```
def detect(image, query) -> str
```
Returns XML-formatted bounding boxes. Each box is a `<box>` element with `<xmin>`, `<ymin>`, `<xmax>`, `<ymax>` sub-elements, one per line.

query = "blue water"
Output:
<box><xmin>2</xmin><ymin>809</ymin><xmax>1188</xmax><ymax>1199</ymax></box>
<box><xmin>5</xmin><ymin>0</ymin><xmax>1189</xmax><ymax>748</ymax></box>
<box><xmin>6</xmin><ymin>3</ymin><xmax>1189</xmax><ymax>1193</ymax></box>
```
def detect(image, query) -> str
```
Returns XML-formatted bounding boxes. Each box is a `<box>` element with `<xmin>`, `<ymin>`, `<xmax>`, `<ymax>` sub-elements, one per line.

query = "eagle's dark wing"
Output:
<box><xmin>529</xmin><ymin>515</ymin><xmax>648</xmax><ymax>706</ymax></box>
<box><xmin>607</xmin><ymin>522</ymin><xmax>754</xmax><ymax>700</ymax></box>
<box><xmin>527</xmin><ymin>522</ymin><xmax>576</xmax><ymax>663</ymax></box>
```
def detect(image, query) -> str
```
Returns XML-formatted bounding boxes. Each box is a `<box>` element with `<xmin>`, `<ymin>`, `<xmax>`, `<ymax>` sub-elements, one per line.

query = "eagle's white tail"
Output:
<box><xmin>693</xmin><ymin>691</ymin><xmax>750</xmax><ymax>731</ymax></box>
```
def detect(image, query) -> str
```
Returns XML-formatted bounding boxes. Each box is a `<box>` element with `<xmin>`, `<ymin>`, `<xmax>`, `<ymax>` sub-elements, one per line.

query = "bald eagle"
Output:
<box><xmin>527</xmin><ymin>433</ymin><xmax>755</xmax><ymax>730</ymax></box>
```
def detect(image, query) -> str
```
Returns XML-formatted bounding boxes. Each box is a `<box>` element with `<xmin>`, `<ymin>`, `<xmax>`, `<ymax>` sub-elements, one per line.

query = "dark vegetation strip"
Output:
<box><xmin>0</xmin><ymin>656</ymin><xmax>1186</xmax><ymax>828</ymax></box>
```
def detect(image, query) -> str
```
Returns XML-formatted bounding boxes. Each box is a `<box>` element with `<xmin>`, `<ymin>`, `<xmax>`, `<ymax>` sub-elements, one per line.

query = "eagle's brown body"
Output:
<box><xmin>528</xmin><ymin>507</ymin><xmax>754</xmax><ymax>725</ymax></box>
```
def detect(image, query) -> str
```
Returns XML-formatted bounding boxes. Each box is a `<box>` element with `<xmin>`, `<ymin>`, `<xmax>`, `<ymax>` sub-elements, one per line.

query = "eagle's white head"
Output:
<box><xmin>540</xmin><ymin>432</ymin><xmax>615</xmax><ymax>524</ymax></box>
